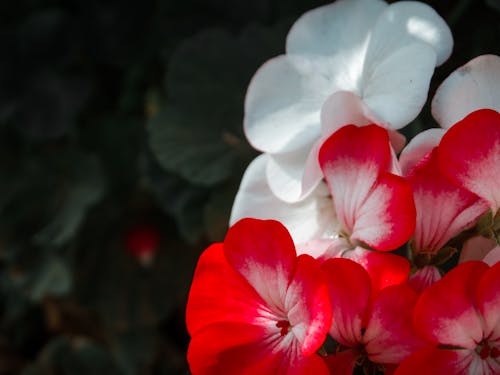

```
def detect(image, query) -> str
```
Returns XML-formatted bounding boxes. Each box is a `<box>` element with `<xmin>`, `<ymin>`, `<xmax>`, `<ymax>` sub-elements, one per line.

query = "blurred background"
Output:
<box><xmin>0</xmin><ymin>0</ymin><xmax>498</xmax><ymax>374</ymax></box>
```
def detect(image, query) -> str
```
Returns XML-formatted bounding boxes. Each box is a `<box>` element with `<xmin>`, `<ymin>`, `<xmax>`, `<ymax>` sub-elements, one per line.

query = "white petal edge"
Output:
<box><xmin>230</xmin><ymin>154</ymin><xmax>338</xmax><ymax>244</ymax></box>
<box><xmin>432</xmin><ymin>55</ymin><xmax>500</xmax><ymax>129</ymax></box>
<box><xmin>399</xmin><ymin>128</ymin><xmax>446</xmax><ymax>176</ymax></box>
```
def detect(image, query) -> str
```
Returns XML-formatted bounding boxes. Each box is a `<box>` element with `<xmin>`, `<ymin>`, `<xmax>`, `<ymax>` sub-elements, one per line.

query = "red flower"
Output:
<box><xmin>396</xmin><ymin>261</ymin><xmax>500</xmax><ymax>375</ymax></box>
<box><xmin>323</xmin><ymin>258</ymin><xmax>425</xmax><ymax>374</ymax></box>
<box><xmin>185</xmin><ymin>218</ymin><xmax>332</xmax><ymax>375</ymax></box>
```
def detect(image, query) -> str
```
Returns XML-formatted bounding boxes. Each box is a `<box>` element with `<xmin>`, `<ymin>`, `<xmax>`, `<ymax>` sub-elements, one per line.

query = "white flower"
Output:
<box><xmin>244</xmin><ymin>0</ymin><xmax>453</xmax><ymax>203</ymax></box>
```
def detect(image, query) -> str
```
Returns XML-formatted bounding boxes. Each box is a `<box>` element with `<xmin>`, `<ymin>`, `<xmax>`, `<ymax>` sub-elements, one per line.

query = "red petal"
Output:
<box><xmin>408</xmin><ymin>265</ymin><xmax>442</xmax><ymax>293</ymax></box>
<box><xmin>476</xmin><ymin>261</ymin><xmax>500</xmax><ymax>341</ymax></box>
<box><xmin>322</xmin><ymin>258</ymin><xmax>371</xmax><ymax>347</ymax></box>
<box><xmin>394</xmin><ymin>346</ymin><xmax>474</xmax><ymax>375</ymax></box>
<box><xmin>286</xmin><ymin>254</ymin><xmax>332</xmax><ymax>356</ymax></box>
<box><xmin>345</xmin><ymin>247</ymin><xmax>410</xmax><ymax>294</ymax></box>
<box><xmin>188</xmin><ymin>321</ymin><xmax>331</xmax><ymax>375</ymax></box>
<box><xmin>224</xmin><ymin>218</ymin><xmax>297</xmax><ymax>312</ymax></box>
<box><xmin>185</xmin><ymin>244</ymin><xmax>271</xmax><ymax>336</ymax></box>
<box><xmin>187</xmin><ymin>322</ymin><xmax>279</xmax><ymax>375</ymax></box>
<box><xmin>351</xmin><ymin>172</ymin><xmax>416</xmax><ymax>250</ymax></box>
<box><xmin>413</xmin><ymin>261</ymin><xmax>489</xmax><ymax>348</ymax></box>
<box><xmin>319</xmin><ymin>124</ymin><xmax>391</xmax><ymax>233</ymax></box>
<box><xmin>408</xmin><ymin>149</ymin><xmax>488</xmax><ymax>254</ymax></box>
<box><xmin>323</xmin><ymin>350</ymin><xmax>358</xmax><ymax>375</ymax></box>
<box><xmin>364</xmin><ymin>283</ymin><xmax>427</xmax><ymax>364</ymax></box>
<box><xmin>438</xmin><ymin>109</ymin><xmax>500</xmax><ymax>213</ymax></box>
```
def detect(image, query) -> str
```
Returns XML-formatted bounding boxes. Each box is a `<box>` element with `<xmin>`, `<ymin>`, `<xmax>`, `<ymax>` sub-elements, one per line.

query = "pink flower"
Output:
<box><xmin>323</xmin><ymin>258</ymin><xmax>425</xmax><ymax>374</ymax></box>
<box><xmin>395</xmin><ymin>261</ymin><xmax>500</xmax><ymax>375</ymax></box>
<box><xmin>185</xmin><ymin>218</ymin><xmax>332</xmax><ymax>375</ymax></box>
<box><xmin>318</xmin><ymin>124</ymin><xmax>416</xmax><ymax>252</ymax></box>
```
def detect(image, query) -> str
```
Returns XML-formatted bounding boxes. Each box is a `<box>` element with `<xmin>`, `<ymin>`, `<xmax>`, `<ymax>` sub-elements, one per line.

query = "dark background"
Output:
<box><xmin>0</xmin><ymin>0</ymin><xmax>498</xmax><ymax>374</ymax></box>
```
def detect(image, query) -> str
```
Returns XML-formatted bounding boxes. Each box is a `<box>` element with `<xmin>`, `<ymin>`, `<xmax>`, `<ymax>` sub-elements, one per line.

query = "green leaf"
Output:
<box><xmin>28</xmin><ymin>256</ymin><xmax>72</xmax><ymax>301</ymax></box>
<box><xmin>149</xmin><ymin>24</ymin><xmax>287</xmax><ymax>186</ymax></box>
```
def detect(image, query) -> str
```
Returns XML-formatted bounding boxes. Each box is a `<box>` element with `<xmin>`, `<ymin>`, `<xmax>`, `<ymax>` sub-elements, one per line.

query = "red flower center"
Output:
<box><xmin>477</xmin><ymin>341</ymin><xmax>499</xmax><ymax>360</ymax></box>
<box><xmin>276</xmin><ymin>320</ymin><xmax>291</xmax><ymax>336</ymax></box>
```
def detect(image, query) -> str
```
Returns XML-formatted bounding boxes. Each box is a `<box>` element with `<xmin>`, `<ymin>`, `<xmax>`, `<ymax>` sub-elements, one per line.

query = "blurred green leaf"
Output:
<box><xmin>486</xmin><ymin>0</ymin><xmax>500</xmax><ymax>11</ymax></box>
<box><xmin>28</xmin><ymin>257</ymin><xmax>72</xmax><ymax>301</ymax></box>
<box><xmin>149</xmin><ymin>23</ymin><xmax>288</xmax><ymax>186</ymax></box>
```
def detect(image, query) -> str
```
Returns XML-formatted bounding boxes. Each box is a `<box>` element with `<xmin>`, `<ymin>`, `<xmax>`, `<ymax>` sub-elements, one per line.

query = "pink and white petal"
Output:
<box><xmin>319</xmin><ymin>125</ymin><xmax>391</xmax><ymax>233</ymax></box>
<box><xmin>408</xmin><ymin>149</ymin><xmax>488</xmax><ymax>253</ymax></box>
<box><xmin>351</xmin><ymin>172</ymin><xmax>416</xmax><ymax>251</ymax></box>
<box><xmin>437</xmin><ymin>109</ymin><xmax>500</xmax><ymax>213</ymax></box>
<box><xmin>224</xmin><ymin>218</ymin><xmax>297</xmax><ymax>312</ymax></box>
<box><xmin>345</xmin><ymin>247</ymin><xmax>410</xmax><ymax>294</ymax></box>
<box><xmin>364</xmin><ymin>283</ymin><xmax>427</xmax><ymax>364</ymax></box>
<box><xmin>323</xmin><ymin>350</ymin><xmax>358</xmax><ymax>375</ymax></box>
<box><xmin>483</xmin><ymin>247</ymin><xmax>500</xmax><ymax>266</ymax></box>
<box><xmin>399</xmin><ymin>128</ymin><xmax>445</xmax><ymax>176</ymax></box>
<box><xmin>230</xmin><ymin>155</ymin><xmax>338</xmax><ymax>244</ymax></box>
<box><xmin>187</xmin><ymin>322</ymin><xmax>286</xmax><ymax>375</ymax></box>
<box><xmin>388</xmin><ymin>129</ymin><xmax>407</xmax><ymax>154</ymax></box>
<box><xmin>285</xmin><ymin>254</ymin><xmax>332</xmax><ymax>356</ymax></box>
<box><xmin>476</xmin><ymin>262</ymin><xmax>500</xmax><ymax>342</ymax></box>
<box><xmin>362</xmin><ymin>43</ymin><xmax>437</xmax><ymax>129</ymax></box>
<box><xmin>459</xmin><ymin>236</ymin><xmax>498</xmax><ymax>264</ymax></box>
<box><xmin>408</xmin><ymin>265</ymin><xmax>442</xmax><ymax>294</ymax></box>
<box><xmin>320</xmin><ymin>91</ymin><xmax>382</xmax><ymax>136</ymax></box>
<box><xmin>394</xmin><ymin>347</ymin><xmax>475</xmax><ymax>375</ymax></box>
<box><xmin>284</xmin><ymin>343</ymin><xmax>331</xmax><ymax>375</ymax></box>
<box><xmin>432</xmin><ymin>55</ymin><xmax>500</xmax><ymax>129</ymax></box>
<box><xmin>267</xmin><ymin>146</ymin><xmax>322</xmax><ymax>203</ymax></box>
<box><xmin>244</xmin><ymin>55</ymin><xmax>326</xmax><ymax>154</ymax></box>
<box><xmin>413</xmin><ymin>261</ymin><xmax>489</xmax><ymax>348</ymax></box>
<box><xmin>286</xmin><ymin>0</ymin><xmax>386</xmax><ymax>57</ymax></box>
<box><xmin>322</xmin><ymin>258</ymin><xmax>371</xmax><ymax>347</ymax></box>
<box><xmin>186</xmin><ymin>244</ymin><xmax>271</xmax><ymax>336</ymax></box>
<box><xmin>367</xmin><ymin>1</ymin><xmax>452</xmax><ymax>66</ymax></box>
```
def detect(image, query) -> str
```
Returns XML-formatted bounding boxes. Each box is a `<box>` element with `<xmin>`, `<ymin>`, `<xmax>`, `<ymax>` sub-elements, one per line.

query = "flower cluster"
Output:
<box><xmin>186</xmin><ymin>0</ymin><xmax>500</xmax><ymax>374</ymax></box>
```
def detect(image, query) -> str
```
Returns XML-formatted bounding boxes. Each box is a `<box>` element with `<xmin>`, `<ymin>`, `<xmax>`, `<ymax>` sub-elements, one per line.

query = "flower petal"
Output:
<box><xmin>224</xmin><ymin>218</ymin><xmax>297</xmax><ymax>312</ymax></box>
<box><xmin>244</xmin><ymin>55</ymin><xmax>324</xmax><ymax>154</ymax></box>
<box><xmin>230</xmin><ymin>155</ymin><xmax>338</xmax><ymax>244</ymax></box>
<box><xmin>345</xmin><ymin>247</ymin><xmax>410</xmax><ymax>294</ymax></box>
<box><xmin>408</xmin><ymin>265</ymin><xmax>442</xmax><ymax>293</ymax></box>
<box><xmin>323</xmin><ymin>258</ymin><xmax>371</xmax><ymax>347</ymax></box>
<box><xmin>364</xmin><ymin>283</ymin><xmax>426</xmax><ymax>364</ymax></box>
<box><xmin>437</xmin><ymin>109</ymin><xmax>500</xmax><ymax>213</ymax></box>
<box><xmin>366</xmin><ymin>1</ymin><xmax>452</xmax><ymax>66</ymax></box>
<box><xmin>459</xmin><ymin>235</ymin><xmax>498</xmax><ymax>264</ymax></box>
<box><xmin>319</xmin><ymin>124</ymin><xmax>391</xmax><ymax>234</ymax></box>
<box><xmin>399</xmin><ymin>128</ymin><xmax>445</xmax><ymax>177</ymax></box>
<box><xmin>286</xmin><ymin>0</ymin><xmax>386</xmax><ymax>57</ymax></box>
<box><xmin>186</xmin><ymin>244</ymin><xmax>270</xmax><ymax>336</ymax></box>
<box><xmin>286</xmin><ymin>254</ymin><xmax>332</xmax><ymax>356</ymax></box>
<box><xmin>187</xmin><ymin>322</ymin><xmax>282</xmax><ymax>375</ymax></box>
<box><xmin>476</xmin><ymin>261</ymin><xmax>500</xmax><ymax>342</ymax></box>
<box><xmin>413</xmin><ymin>261</ymin><xmax>489</xmax><ymax>348</ymax></box>
<box><xmin>350</xmin><ymin>172</ymin><xmax>416</xmax><ymax>251</ymax></box>
<box><xmin>408</xmin><ymin>149</ymin><xmax>488</xmax><ymax>254</ymax></box>
<box><xmin>432</xmin><ymin>55</ymin><xmax>500</xmax><ymax>129</ymax></box>
<box><xmin>266</xmin><ymin>146</ymin><xmax>322</xmax><ymax>202</ymax></box>
<box><xmin>362</xmin><ymin>43</ymin><xmax>437</xmax><ymax>129</ymax></box>
<box><xmin>394</xmin><ymin>347</ymin><xmax>475</xmax><ymax>375</ymax></box>
<box><xmin>323</xmin><ymin>350</ymin><xmax>358</xmax><ymax>375</ymax></box>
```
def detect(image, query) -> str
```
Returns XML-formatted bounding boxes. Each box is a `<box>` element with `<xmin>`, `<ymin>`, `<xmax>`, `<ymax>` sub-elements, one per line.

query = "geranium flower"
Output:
<box><xmin>460</xmin><ymin>236</ymin><xmax>500</xmax><ymax>266</ymax></box>
<box><xmin>185</xmin><ymin>218</ymin><xmax>332</xmax><ymax>375</ymax></box>
<box><xmin>395</xmin><ymin>261</ymin><xmax>500</xmax><ymax>375</ymax></box>
<box><xmin>323</xmin><ymin>258</ymin><xmax>425</xmax><ymax>374</ymax></box>
<box><xmin>399</xmin><ymin>135</ymin><xmax>488</xmax><ymax>291</ymax></box>
<box><xmin>244</xmin><ymin>0</ymin><xmax>452</xmax><ymax>202</ymax></box>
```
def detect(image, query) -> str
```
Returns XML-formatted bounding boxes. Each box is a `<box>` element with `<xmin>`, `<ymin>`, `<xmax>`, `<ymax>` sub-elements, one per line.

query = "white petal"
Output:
<box><xmin>362</xmin><ymin>43</ymin><xmax>437</xmax><ymax>129</ymax></box>
<box><xmin>286</xmin><ymin>0</ymin><xmax>386</xmax><ymax>57</ymax></box>
<box><xmin>244</xmin><ymin>55</ymin><xmax>327</xmax><ymax>154</ymax></box>
<box><xmin>432</xmin><ymin>55</ymin><xmax>500</xmax><ymax>129</ymax></box>
<box><xmin>230</xmin><ymin>154</ymin><xmax>338</xmax><ymax>244</ymax></box>
<box><xmin>399</xmin><ymin>128</ymin><xmax>446</xmax><ymax>176</ymax></box>
<box><xmin>266</xmin><ymin>145</ymin><xmax>323</xmax><ymax>203</ymax></box>
<box><xmin>367</xmin><ymin>1</ymin><xmax>452</xmax><ymax>66</ymax></box>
